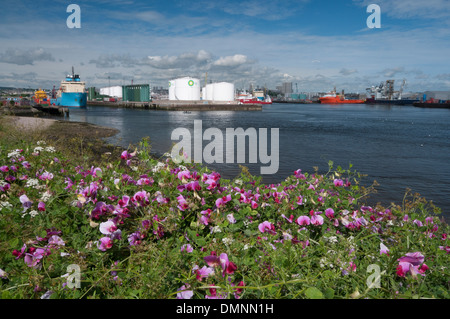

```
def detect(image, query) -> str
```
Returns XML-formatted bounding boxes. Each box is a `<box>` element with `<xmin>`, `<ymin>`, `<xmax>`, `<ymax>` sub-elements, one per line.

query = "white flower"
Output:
<box><xmin>33</xmin><ymin>146</ymin><xmax>44</xmax><ymax>153</ymax></box>
<box><xmin>222</xmin><ymin>237</ymin><xmax>234</xmax><ymax>246</ymax></box>
<box><xmin>45</xmin><ymin>146</ymin><xmax>56</xmax><ymax>153</ymax></box>
<box><xmin>211</xmin><ymin>226</ymin><xmax>221</xmax><ymax>233</ymax></box>
<box><xmin>29</xmin><ymin>210</ymin><xmax>39</xmax><ymax>218</ymax></box>
<box><xmin>243</xmin><ymin>244</ymin><xmax>251</xmax><ymax>250</ymax></box>
<box><xmin>7</xmin><ymin>149</ymin><xmax>21</xmax><ymax>158</ymax></box>
<box><xmin>0</xmin><ymin>201</ymin><xmax>12</xmax><ymax>212</ymax></box>
<box><xmin>40</xmin><ymin>191</ymin><xmax>52</xmax><ymax>202</ymax></box>
<box><xmin>37</xmin><ymin>141</ymin><xmax>46</xmax><ymax>145</ymax></box>
<box><xmin>25</xmin><ymin>178</ymin><xmax>39</xmax><ymax>188</ymax></box>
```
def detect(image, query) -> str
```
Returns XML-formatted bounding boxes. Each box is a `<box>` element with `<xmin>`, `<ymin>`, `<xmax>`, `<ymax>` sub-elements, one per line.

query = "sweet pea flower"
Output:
<box><xmin>296</xmin><ymin>215</ymin><xmax>310</xmax><ymax>226</ymax></box>
<box><xmin>333</xmin><ymin>179</ymin><xmax>344</xmax><ymax>187</ymax></box>
<box><xmin>97</xmin><ymin>237</ymin><xmax>113</xmax><ymax>251</ymax></box>
<box><xmin>325</xmin><ymin>208</ymin><xmax>335</xmax><ymax>219</ymax></box>
<box><xmin>396</xmin><ymin>252</ymin><xmax>427</xmax><ymax>278</ymax></box>
<box><xmin>39</xmin><ymin>171</ymin><xmax>54</xmax><ymax>181</ymax></box>
<box><xmin>121</xmin><ymin>150</ymin><xmax>132</xmax><ymax>160</ymax></box>
<box><xmin>19</xmin><ymin>194</ymin><xmax>32</xmax><ymax>212</ymax></box>
<box><xmin>181</xmin><ymin>244</ymin><xmax>193</xmax><ymax>253</ymax></box>
<box><xmin>215</xmin><ymin>195</ymin><xmax>231</xmax><ymax>208</ymax></box>
<box><xmin>258</xmin><ymin>221</ymin><xmax>276</xmax><ymax>234</ymax></box>
<box><xmin>192</xmin><ymin>265</ymin><xmax>214</xmax><ymax>281</ymax></box>
<box><xmin>177</xmin><ymin>285</ymin><xmax>194</xmax><ymax>299</ymax></box>
<box><xmin>219</xmin><ymin>253</ymin><xmax>237</xmax><ymax>277</ymax></box>
<box><xmin>38</xmin><ymin>201</ymin><xmax>46</xmax><ymax>212</ymax></box>
<box><xmin>311</xmin><ymin>215</ymin><xmax>324</xmax><ymax>226</ymax></box>
<box><xmin>99</xmin><ymin>220</ymin><xmax>117</xmax><ymax>235</ymax></box>
<box><xmin>380</xmin><ymin>243</ymin><xmax>389</xmax><ymax>256</ymax></box>
<box><xmin>227</xmin><ymin>213</ymin><xmax>236</xmax><ymax>224</ymax></box>
<box><xmin>177</xmin><ymin>195</ymin><xmax>189</xmax><ymax>211</ymax></box>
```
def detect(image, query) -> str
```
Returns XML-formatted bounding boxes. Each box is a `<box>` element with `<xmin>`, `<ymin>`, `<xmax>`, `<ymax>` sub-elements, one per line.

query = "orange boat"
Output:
<box><xmin>319</xmin><ymin>89</ymin><xmax>365</xmax><ymax>104</ymax></box>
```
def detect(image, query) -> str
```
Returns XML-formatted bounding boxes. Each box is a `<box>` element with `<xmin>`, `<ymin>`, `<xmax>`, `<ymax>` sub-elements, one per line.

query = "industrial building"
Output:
<box><xmin>90</xmin><ymin>84</ymin><xmax>151</xmax><ymax>102</ymax></box>
<box><xmin>122</xmin><ymin>84</ymin><xmax>151</xmax><ymax>102</ymax></box>
<box><xmin>99</xmin><ymin>86</ymin><xmax>122</xmax><ymax>98</ymax></box>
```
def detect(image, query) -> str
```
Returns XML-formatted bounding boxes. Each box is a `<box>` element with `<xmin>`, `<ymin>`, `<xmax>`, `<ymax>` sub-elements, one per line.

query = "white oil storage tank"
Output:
<box><xmin>168</xmin><ymin>80</ymin><xmax>176</xmax><ymax>100</ymax></box>
<box><xmin>172</xmin><ymin>77</ymin><xmax>200</xmax><ymax>101</ymax></box>
<box><xmin>205</xmin><ymin>83</ymin><xmax>214</xmax><ymax>101</ymax></box>
<box><xmin>212</xmin><ymin>82</ymin><xmax>235</xmax><ymax>101</ymax></box>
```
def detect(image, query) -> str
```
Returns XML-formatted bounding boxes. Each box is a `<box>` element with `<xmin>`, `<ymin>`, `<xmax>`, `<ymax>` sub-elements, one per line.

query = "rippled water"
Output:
<box><xmin>68</xmin><ymin>103</ymin><xmax>450</xmax><ymax>221</ymax></box>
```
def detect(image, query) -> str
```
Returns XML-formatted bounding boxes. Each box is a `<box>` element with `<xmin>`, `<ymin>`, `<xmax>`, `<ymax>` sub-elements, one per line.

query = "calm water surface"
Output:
<box><xmin>68</xmin><ymin>103</ymin><xmax>450</xmax><ymax>221</ymax></box>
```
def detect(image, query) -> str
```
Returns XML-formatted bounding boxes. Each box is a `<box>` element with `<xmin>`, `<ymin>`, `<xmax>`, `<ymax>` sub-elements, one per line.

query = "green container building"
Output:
<box><xmin>122</xmin><ymin>84</ymin><xmax>151</xmax><ymax>102</ymax></box>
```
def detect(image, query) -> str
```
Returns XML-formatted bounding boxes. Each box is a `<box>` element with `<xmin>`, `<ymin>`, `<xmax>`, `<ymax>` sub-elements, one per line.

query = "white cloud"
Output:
<box><xmin>0</xmin><ymin>48</ymin><xmax>55</xmax><ymax>65</ymax></box>
<box><xmin>212</xmin><ymin>54</ymin><xmax>251</xmax><ymax>68</ymax></box>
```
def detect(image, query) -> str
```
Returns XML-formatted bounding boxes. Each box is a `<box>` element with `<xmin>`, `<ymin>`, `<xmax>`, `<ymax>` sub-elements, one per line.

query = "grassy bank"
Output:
<box><xmin>0</xmin><ymin>115</ymin><xmax>448</xmax><ymax>299</ymax></box>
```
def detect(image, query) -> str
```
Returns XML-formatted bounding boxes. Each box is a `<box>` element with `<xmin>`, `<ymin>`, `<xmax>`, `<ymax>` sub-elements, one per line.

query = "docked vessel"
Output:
<box><xmin>237</xmin><ymin>89</ymin><xmax>273</xmax><ymax>104</ymax></box>
<box><xmin>365</xmin><ymin>79</ymin><xmax>419</xmax><ymax>105</ymax></box>
<box><xmin>51</xmin><ymin>67</ymin><xmax>87</xmax><ymax>108</ymax></box>
<box><xmin>33</xmin><ymin>89</ymin><xmax>50</xmax><ymax>105</ymax></box>
<box><xmin>319</xmin><ymin>88</ymin><xmax>365</xmax><ymax>104</ymax></box>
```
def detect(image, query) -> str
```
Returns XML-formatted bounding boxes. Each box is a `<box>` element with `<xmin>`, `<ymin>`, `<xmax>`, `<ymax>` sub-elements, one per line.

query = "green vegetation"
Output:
<box><xmin>0</xmin><ymin>117</ymin><xmax>448</xmax><ymax>299</ymax></box>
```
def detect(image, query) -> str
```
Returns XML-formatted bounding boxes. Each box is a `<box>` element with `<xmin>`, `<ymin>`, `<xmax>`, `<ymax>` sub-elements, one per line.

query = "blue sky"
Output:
<box><xmin>1</xmin><ymin>0</ymin><xmax>449</xmax><ymax>93</ymax></box>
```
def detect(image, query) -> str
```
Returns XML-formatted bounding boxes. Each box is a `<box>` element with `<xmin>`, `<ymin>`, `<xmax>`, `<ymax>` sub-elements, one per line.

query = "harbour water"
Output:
<box><xmin>68</xmin><ymin>103</ymin><xmax>450</xmax><ymax>222</ymax></box>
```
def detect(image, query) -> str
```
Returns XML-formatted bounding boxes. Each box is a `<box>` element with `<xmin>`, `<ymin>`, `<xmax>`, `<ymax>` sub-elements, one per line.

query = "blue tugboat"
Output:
<box><xmin>51</xmin><ymin>67</ymin><xmax>87</xmax><ymax>108</ymax></box>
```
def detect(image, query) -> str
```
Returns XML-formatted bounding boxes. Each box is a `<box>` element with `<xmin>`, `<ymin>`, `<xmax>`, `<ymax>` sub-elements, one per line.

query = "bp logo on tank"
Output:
<box><xmin>188</xmin><ymin>80</ymin><xmax>194</xmax><ymax>86</ymax></box>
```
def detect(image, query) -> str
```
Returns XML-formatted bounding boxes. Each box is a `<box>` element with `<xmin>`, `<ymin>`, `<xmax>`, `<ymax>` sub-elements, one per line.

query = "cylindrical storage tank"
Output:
<box><xmin>202</xmin><ymin>87</ymin><xmax>206</xmax><ymax>100</ymax></box>
<box><xmin>168</xmin><ymin>80</ymin><xmax>176</xmax><ymax>100</ymax></box>
<box><xmin>174</xmin><ymin>77</ymin><xmax>200</xmax><ymax>101</ymax></box>
<box><xmin>205</xmin><ymin>83</ymin><xmax>214</xmax><ymax>101</ymax></box>
<box><xmin>212</xmin><ymin>82</ymin><xmax>235</xmax><ymax>101</ymax></box>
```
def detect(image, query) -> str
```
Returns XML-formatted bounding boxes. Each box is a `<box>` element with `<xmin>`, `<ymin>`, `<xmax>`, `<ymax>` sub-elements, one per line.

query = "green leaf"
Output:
<box><xmin>305</xmin><ymin>287</ymin><xmax>324</xmax><ymax>299</ymax></box>
<box><xmin>324</xmin><ymin>288</ymin><xmax>335</xmax><ymax>299</ymax></box>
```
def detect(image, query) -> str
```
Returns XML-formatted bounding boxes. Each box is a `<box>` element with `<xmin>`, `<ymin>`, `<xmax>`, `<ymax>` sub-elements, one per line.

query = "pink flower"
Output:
<box><xmin>296</xmin><ymin>215</ymin><xmax>310</xmax><ymax>226</ymax></box>
<box><xmin>200</xmin><ymin>209</ymin><xmax>212</xmax><ymax>225</ymax></box>
<box><xmin>397</xmin><ymin>252</ymin><xmax>424</xmax><ymax>266</ymax></box>
<box><xmin>97</xmin><ymin>237</ymin><xmax>113</xmax><ymax>251</ymax></box>
<box><xmin>118</xmin><ymin>195</ymin><xmax>130</xmax><ymax>207</ymax></box>
<box><xmin>38</xmin><ymin>201</ymin><xmax>46</xmax><ymax>212</ymax></box>
<box><xmin>177</xmin><ymin>284</ymin><xmax>193</xmax><ymax>299</ymax></box>
<box><xmin>380</xmin><ymin>243</ymin><xmax>389</xmax><ymax>256</ymax></box>
<box><xmin>396</xmin><ymin>252</ymin><xmax>427</xmax><ymax>278</ymax></box>
<box><xmin>39</xmin><ymin>171</ymin><xmax>54</xmax><ymax>181</ymax></box>
<box><xmin>177</xmin><ymin>170</ymin><xmax>192</xmax><ymax>181</ymax></box>
<box><xmin>24</xmin><ymin>248</ymin><xmax>49</xmax><ymax>268</ymax></box>
<box><xmin>333</xmin><ymin>179</ymin><xmax>344</xmax><ymax>187</ymax></box>
<box><xmin>215</xmin><ymin>195</ymin><xmax>232</xmax><ymax>208</ymax></box>
<box><xmin>325</xmin><ymin>208</ymin><xmax>334</xmax><ymax>219</ymax></box>
<box><xmin>192</xmin><ymin>265</ymin><xmax>214</xmax><ymax>281</ymax></box>
<box><xmin>258</xmin><ymin>221</ymin><xmax>276</xmax><ymax>234</ymax></box>
<box><xmin>131</xmin><ymin>190</ymin><xmax>149</xmax><ymax>206</ymax></box>
<box><xmin>121</xmin><ymin>150</ymin><xmax>132</xmax><ymax>160</ymax></box>
<box><xmin>47</xmin><ymin>235</ymin><xmax>65</xmax><ymax>248</ymax></box>
<box><xmin>219</xmin><ymin>253</ymin><xmax>237</xmax><ymax>277</ymax></box>
<box><xmin>99</xmin><ymin>220</ymin><xmax>117</xmax><ymax>235</ymax></box>
<box><xmin>311</xmin><ymin>215</ymin><xmax>324</xmax><ymax>226</ymax></box>
<box><xmin>177</xmin><ymin>195</ymin><xmax>189</xmax><ymax>211</ymax></box>
<box><xmin>181</xmin><ymin>244</ymin><xmax>193</xmax><ymax>253</ymax></box>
